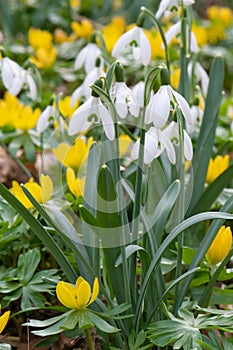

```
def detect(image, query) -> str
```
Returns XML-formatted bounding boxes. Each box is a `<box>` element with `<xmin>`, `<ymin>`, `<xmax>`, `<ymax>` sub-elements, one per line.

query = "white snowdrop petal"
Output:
<box><xmin>26</xmin><ymin>74</ymin><xmax>37</xmax><ymax>100</ymax></box>
<box><xmin>98</xmin><ymin>103</ymin><xmax>115</xmax><ymax>140</ymax></box>
<box><xmin>144</xmin><ymin>129</ymin><xmax>158</xmax><ymax>164</ymax></box>
<box><xmin>37</xmin><ymin>106</ymin><xmax>55</xmax><ymax>133</ymax></box>
<box><xmin>172</xmin><ymin>90</ymin><xmax>192</xmax><ymax>125</ymax></box>
<box><xmin>155</xmin><ymin>0</ymin><xmax>174</xmax><ymax>18</ymax></box>
<box><xmin>183</xmin><ymin>130</ymin><xmax>193</xmax><ymax>160</ymax></box>
<box><xmin>148</xmin><ymin>87</ymin><xmax>171</xmax><ymax>128</ymax></box>
<box><xmin>74</xmin><ymin>46</ymin><xmax>88</xmax><ymax>70</ymax></box>
<box><xmin>116</xmin><ymin>102</ymin><xmax>128</xmax><ymax>119</ymax></box>
<box><xmin>139</xmin><ymin>30</ymin><xmax>151</xmax><ymax>66</ymax></box>
<box><xmin>165</xmin><ymin>21</ymin><xmax>181</xmax><ymax>45</ymax></box>
<box><xmin>9</xmin><ymin>77</ymin><xmax>24</xmax><ymax>96</ymax></box>
<box><xmin>1</xmin><ymin>58</ymin><xmax>15</xmax><ymax>90</ymax></box>
<box><xmin>131</xmin><ymin>139</ymin><xmax>140</xmax><ymax>160</ymax></box>
<box><xmin>112</xmin><ymin>28</ymin><xmax>134</xmax><ymax>58</ymax></box>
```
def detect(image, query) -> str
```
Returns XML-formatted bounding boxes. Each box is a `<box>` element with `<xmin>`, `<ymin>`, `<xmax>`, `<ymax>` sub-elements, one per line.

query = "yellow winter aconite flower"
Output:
<box><xmin>0</xmin><ymin>92</ymin><xmax>41</xmax><ymax>131</ymax></box>
<box><xmin>52</xmin><ymin>137</ymin><xmax>93</xmax><ymax>170</ymax></box>
<box><xmin>56</xmin><ymin>276</ymin><xmax>99</xmax><ymax>309</ymax></box>
<box><xmin>71</xmin><ymin>19</ymin><xmax>93</xmax><ymax>39</ymax></box>
<box><xmin>10</xmin><ymin>175</ymin><xmax>53</xmax><ymax>209</ymax></box>
<box><xmin>66</xmin><ymin>167</ymin><xmax>85</xmax><ymax>197</ymax></box>
<box><xmin>170</xmin><ymin>66</ymin><xmax>180</xmax><ymax>89</ymax></box>
<box><xmin>30</xmin><ymin>46</ymin><xmax>57</xmax><ymax>69</ymax></box>
<box><xmin>28</xmin><ymin>28</ymin><xmax>53</xmax><ymax>49</ymax></box>
<box><xmin>206</xmin><ymin>226</ymin><xmax>232</xmax><ymax>265</ymax></box>
<box><xmin>0</xmin><ymin>306</ymin><xmax>10</xmax><ymax>334</ymax></box>
<box><xmin>206</xmin><ymin>155</ymin><xmax>230</xmax><ymax>184</ymax></box>
<box><xmin>119</xmin><ymin>134</ymin><xmax>133</xmax><ymax>157</ymax></box>
<box><xmin>58</xmin><ymin>96</ymin><xmax>79</xmax><ymax>119</ymax></box>
<box><xmin>54</xmin><ymin>28</ymin><xmax>76</xmax><ymax>44</ymax></box>
<box><xmin>207</xmin><ymin>6</ymin><xmax>233</xmax><ymax>28</ymax></box>
<box><xmin>70</xmin><ymin>0</ymin><xmax>80</xmax><ymax>9</ymax></box>
<box><xmin>102</xmin><ymin>17</ymin><xmax>126</xmax><ymax>53</ymax></box>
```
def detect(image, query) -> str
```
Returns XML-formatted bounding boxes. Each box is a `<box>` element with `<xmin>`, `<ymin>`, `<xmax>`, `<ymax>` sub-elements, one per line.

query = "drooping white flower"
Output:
<box><xmin>165</xmin><ymin>21</ymin><xmax>199</xmax><ymax>53</ymax></box>
<box><xmin>1</xmin><ymin>57</ymin><xmax>37</xmax><ymax>100</ymax></box>
<box><xmin>68</xmin><ymin>96</ymin><xmax>114</xmax><ymax>140</ymax></box>
<box><xmin>186</xmin><ymin>105</ymin><xmax>203</xmax><ymax>134</ymax></box>
<box><xmin>156</xmin><ymin>0</ymin><xmax>195</xmax><ymax>19</ymax></box>
<box><xmin>131</xmin><ymin>121</ymin><xmax>193</xmax><ymax>165</ymax></box>
<box><xmin>163</xmin><ymin>121</ymin><xmax>193</xmax><ymax>161</ymax></box>
<box><xmin>111</xmin><ymin>82</ymin><xmax>140</xmax><ymax>119</ymax></box>
<box><xmin>71</xmin><ymin>66</ymin><xmax>105</xmax><ymax>107</ymax></box>
<box><xmin>131</xmin><ymin>126</ymin><xmax>176</xmax><ymax>164</ymax></box>
<box><xmin>112</xmin><ymin>26</ymin><xmax>151</xmax><ymax>66</ymax></box>
<box><xmin>131</xmin><ymin>81</ymin><xmax>145</xmax><ymax>107</ymax></box>
<box><xmin>145</xmin><ymin>85</ymin><xmax>192</xmax><ymax>129</ymax></box>
<box><xmin>37</xmin><ymin>105</ymin><xmax>56</xmax><ymax>133</ymax></box>
<box><xmin>74</xmin><ymin>43</ymin><xmax>103</xmax><ymax>73</ymax></box>
<box><xmin>188</xmin><ymin>62</ymin><xmax>209</xmax><ymax>96</ymax></box>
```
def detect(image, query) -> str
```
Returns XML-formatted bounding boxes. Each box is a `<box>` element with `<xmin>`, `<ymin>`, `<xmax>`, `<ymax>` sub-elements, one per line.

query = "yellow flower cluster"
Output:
<box><xmin>28</xmin><ymin>28</ymin><xmax>57</xmax><ymax>69</ymax></box>
<box><xmin>0</xmin><ymin>92</ymin><xmax>40</xmax><ymax>131</ymax></box>
<box><xmin>193</xmin><ymin>6</ymin><xmax>233</xmax><ymax>46</ymax></box>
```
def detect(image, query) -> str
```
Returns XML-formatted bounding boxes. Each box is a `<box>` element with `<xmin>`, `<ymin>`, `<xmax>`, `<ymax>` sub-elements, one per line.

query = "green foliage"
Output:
<box><xmin>0</xmin><ymin>248</ymin><xmax>59</xmax><ymax>309</ymax></box>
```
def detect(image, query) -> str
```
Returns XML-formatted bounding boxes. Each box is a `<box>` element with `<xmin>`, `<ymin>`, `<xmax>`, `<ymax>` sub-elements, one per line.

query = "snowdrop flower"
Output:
<box><xmin>186</xmin><ymin>105</ymin><xmax>203</xmax><ymax>134</ymax></box>
<box><xmin>156</xmin><ymin>0</ymin><xmax>195</xmax><ymax>19</ymax></box>
<box><xmin>145</xmin><ymin>85</ymin><xmax>192</xmax><ymax>129</ymax></box>
<box><xmin>131</xmin><ymin>126</ymin><xmax>176</xmax><ymax>164</ymax></box>
<box><xmin>69</xmin><ymin>96</ymin><xmax>114</xmax><ymax>140</ymax></box>
<box><xmin>74</xmin><ymin>43</ymin><xmax>103</xmax><ymax>73</ymax></box>
<box><xmin>37</xmin><ymin>105</ymin><xmax>56</xmax><ymax>133</ymax></box>
<box><xmin>188</xmin><ymin>62</ymin><xmax>209</xmax><ymax>96</ymax></box>
<box><xmin>163</xmin><ymin>121</ymin><xmax>193</xmax><ymax>161</ymax></box>
<box><xmin>71</xmin><ymin>66</ymin><xmax>105</xmax><ymax>107</ymax></box>
<box><xmin>1</xmin><ymin>57</ymin><xmax>37</xmax><ymax>100</ymax></box>
<box><xmin>112</xmin><ymin>26</ymin><xmax>151</xmax><ymax>66</ymax></box>
<box><xmin>165</xmin><ymin>21</ymin><xmax>199</xmax><ymax>53</ymax></box>
<box><xmin>111</xmin><ymin>82</ymin><xmax>140</xmax><ymax>118</ymax></box>
<box><xmin>131</xmin><ymin>121</ymin><xmax>193</xmax><ymax>165</ymax></box>
<box><xmin>131</xmin><ymin>81</ymin><xmax>145</xmax><ymax>108</ymax></box>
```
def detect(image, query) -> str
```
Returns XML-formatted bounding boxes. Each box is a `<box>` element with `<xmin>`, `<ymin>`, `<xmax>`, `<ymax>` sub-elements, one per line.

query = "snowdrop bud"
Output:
<box><xmin>91</xmin><ymin>79</ymin><xmax>103</xmax><ymax>98</ymax></box>
<box><xmin>161</xmin><ymin>67</ymin><xmax>170</xmax><ymax>85</ymax></box>
<box><xmin>136</xmin><ymin>12</ymin><xmax>145</xmax><ymax>27</ymax></box>
<box><xmin>115</xmin><ymin>62</ymin><xmax>124</xmax><ymax>82</ymax></box>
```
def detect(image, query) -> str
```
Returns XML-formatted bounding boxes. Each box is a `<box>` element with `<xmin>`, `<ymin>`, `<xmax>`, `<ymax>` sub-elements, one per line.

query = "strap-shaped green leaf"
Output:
<box><xmin>188</xmin><ymin>56</ymin><xmax>224</xmax><ymax>214</ymax></box>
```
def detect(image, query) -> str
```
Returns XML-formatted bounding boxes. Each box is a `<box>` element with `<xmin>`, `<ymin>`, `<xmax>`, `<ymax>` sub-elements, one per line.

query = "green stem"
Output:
<box><xmin>174</xmin><ymin>106</ymin><xmax>186</xmax><ymax>309</ymax></box>
<box><xmin>141</xmin><ymin>6</ymin><xmax>170</xmax><ymax>73</ymax></box>
<box><xmin>85</xmin><ymin>328</ymin><xmax>95</xmax><ymax>350</ymax></box>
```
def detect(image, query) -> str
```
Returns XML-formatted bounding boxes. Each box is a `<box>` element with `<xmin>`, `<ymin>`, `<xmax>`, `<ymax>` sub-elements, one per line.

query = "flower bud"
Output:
<box><xmin>206</xmin><ymin>226</ymin><xmax>232</xmax><ymax>265</ymax></box>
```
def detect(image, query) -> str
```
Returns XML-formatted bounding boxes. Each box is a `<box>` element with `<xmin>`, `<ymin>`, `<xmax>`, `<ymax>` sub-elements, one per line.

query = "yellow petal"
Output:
<box><xmin>88</xmin><ymin>277</ymin><xmax>99</xmax><ymax>306</ymax></box>
<box><xmin>76</xmin><ymin>276</ymin><xmax>86</xmax><ymax>289</ymax></box>
<box><xmin>40</xmin><ymin>174</ymin><xmax>53</xmax><ymax>203</ymax></box>
<box><xmin>56</xmin><ymin>281</ymin><xmax>78</xmax><ymax>309</ymax></box>
<box><xmin>206</xmin><ymin>226</ymin><xmax>232</xmax><ymax>265</ymax></box>
<box><xmin>76</xmin><ymin>280</ymin><xmax>91</xmax><ymax>308</ymax></box>
<box><xmin>0</xmin><ymin>311</ymin><xmax>10</xmax><ymax>334</ymax></box>
<box><xmin>52</xmin><ymin>143</ymin><xmax>71</xmax><ymax>166</ymax></box>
